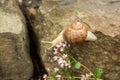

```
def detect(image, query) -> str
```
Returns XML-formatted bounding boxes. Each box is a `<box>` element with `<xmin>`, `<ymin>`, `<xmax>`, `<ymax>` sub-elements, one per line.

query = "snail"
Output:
<box><xmin>42</xmin><ymin>22</ymin><xmax>97</xmax><ymax>49</ymax></box>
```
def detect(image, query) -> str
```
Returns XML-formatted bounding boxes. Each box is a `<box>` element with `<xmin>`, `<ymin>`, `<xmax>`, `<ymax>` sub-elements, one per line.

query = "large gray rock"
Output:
<box><xmin>33</xmin><ymin>0</ymin><xmax>120</xmax><ymax>80</ymax></box>
<box><xmin>0</xmin><ymin>0</ymin><xmax>33</xmax><ymax>80</ymax></box>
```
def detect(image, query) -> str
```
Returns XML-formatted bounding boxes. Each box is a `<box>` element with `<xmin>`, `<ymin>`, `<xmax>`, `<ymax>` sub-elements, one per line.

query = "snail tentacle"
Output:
<box><xmin>85</xmin><ymin>31</ymin><xmax>97</xmax><ymax>41</ymax></box>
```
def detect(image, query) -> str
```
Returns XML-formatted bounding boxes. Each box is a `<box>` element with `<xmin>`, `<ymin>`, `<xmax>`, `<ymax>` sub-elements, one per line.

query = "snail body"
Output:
<box><xmin>42</xmin><ymin>22</ymin><xmax>97</xmax><ymax>49</ymax></box>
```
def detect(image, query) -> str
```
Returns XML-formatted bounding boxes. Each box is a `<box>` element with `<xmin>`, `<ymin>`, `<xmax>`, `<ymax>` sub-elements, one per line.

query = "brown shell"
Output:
<box><xmin>63</xmin><ymin>22</ymin><xmax>87</xmax><ymax>43</ymax></box>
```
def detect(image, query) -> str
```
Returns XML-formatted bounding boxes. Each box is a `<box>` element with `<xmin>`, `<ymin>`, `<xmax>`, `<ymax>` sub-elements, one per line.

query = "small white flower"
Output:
<box><xmin>56</xmin><ymin>74</ymin><xmax>61</xmax><ymax>78</ymax></box>
<box><xmin>65</xmin><ymin>62</ymin><xmax>69</xmax><ymax>67</ymax></box>
<box><xmin>81</xmin><ymin>73</ymin><xmax>93</xmax><ymax>80</ymax></box>
<box><xmin>89</xmin><ymin>73</ymin><xmax>93</xmax><ymax>76</ymax></box>
<box><xmin>47</xmin><ymin>68</ymin><xmax>50</xmax><ymax>71</ymax></box>
<box><xmin>58</xmin><ymin>58</ymin><xmax>64</xmax><ymax>64</ymax></box>
<box><xmin>81</xmin><ymin>75</ymin><xmax>86</xmax><ymax>80</ymax></box>
<box><xmin>60</xmin><ymin>48</ymin><xmax>64</xmax><ymax>52</ymax></box>
<box><xmin>62</xmin><ymin>54</ymin><xmax>68</xmax><ymax>59</ymax></box>
<box><xmin>54</xmin><ymin>67</ymin><xmax>59</xmax><ymax>72</ymax></box>
<box><xmin>53</xmin><ymin>48</ymin><xmax>58</xmax><ymax>51</ymax></box>
<box><xmin>85</xmin><ymin>73</ymin><xmax>90</xmax><ymax>78</ymax></box>
<box><xmin>57</xmin><ymin>78</ymin><xmax>61</xmax><ymax>80</ymax></box>
<box><xmin>60</xmin><ymin>63</ymin><xmax>64</xmax><ymax>68</ymax></box>
<box><xmin>53</xmin><ymin>56</ymin><xmax>58</xmax><ymax>61</ymax></box>
<box><xmin>62</xmin><ymin>44</ymin><xmax>66</xmax><ymax>47</ymax></box>
<box><xmin>56</xmin><ymin>75</ymin><xmax>61</xmax><ymax>80</ymax></box>
<box><xmin>81</xmin><ymin>75</ymin><xmax>85</xmax><ymax>78</ymax></box>
<box><xmin>43</xmin><ymin>74</ymin><xmax>47</xmax><ymax>78</ymax></box>
<box><xmin>53</xmin><ymin>51</ymin><xmax>58</xmax><ymax>55</ymax></box>
<box><xmin>68</xmin><ymin>65</ymin><xmax>71</xmax><ymax>68</ymax></box>
<box><xmin>56</xmin><ymin>44</ymin><xmax>61</xmax><ymax>48</ymax></box>
<box><xmin>62</xmin><ymin>60</ymin><xmax>66</xmax><ymax>64</ymax></box>
<box><xmin>59</xmin><ymin>42</ymin><xmax>64</xmax><ymax>46</ymax></box>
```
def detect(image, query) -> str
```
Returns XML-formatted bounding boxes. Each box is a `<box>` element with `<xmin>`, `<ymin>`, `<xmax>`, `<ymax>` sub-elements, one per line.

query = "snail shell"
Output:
<box><xmin>63</xmin><ymin>22</ymin><xmax>87</xmax><ymax>43</ymax></box>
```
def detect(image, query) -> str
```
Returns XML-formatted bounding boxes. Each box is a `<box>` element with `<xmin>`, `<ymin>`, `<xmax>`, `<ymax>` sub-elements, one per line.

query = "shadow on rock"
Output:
<box><xmin>71</xmin><ymin>31</ymin><xmax>120</xmax><ymax>80</ymax></box>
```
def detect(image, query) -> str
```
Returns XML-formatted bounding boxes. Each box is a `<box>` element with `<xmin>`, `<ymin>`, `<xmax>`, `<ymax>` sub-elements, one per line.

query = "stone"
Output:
<box><xmin>32</xmin><ymin>0</ymin><xmax>120</xmax><ymax>80</ymax></box>
<box><xmin>0</xmin><ymin>0</ymin><xmax>33</xmax><ymax>80</ymax></box>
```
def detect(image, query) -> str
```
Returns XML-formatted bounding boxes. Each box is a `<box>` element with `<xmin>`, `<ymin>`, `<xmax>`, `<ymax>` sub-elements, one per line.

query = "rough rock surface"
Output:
<box><xmin>0</xmin><ymin>0</ymin><xmax>33</xmax><ymax>80</ymax></box>
<box><xmin>33</xmin><ymin>0</ymin><xmax>120</xmax><ymax>80</ymax></box>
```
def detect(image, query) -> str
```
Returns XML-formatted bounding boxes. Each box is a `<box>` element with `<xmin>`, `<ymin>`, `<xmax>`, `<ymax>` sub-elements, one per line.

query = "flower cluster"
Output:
<box><xmin>52</xmin><ymin>42</ymin><xmax>71</xmax><ymax>68</ymax></box>
<box><xmin>42</xmin><ymin>74</ymin><xmax>62</xmax><ymax>80</ymax></box>
<box><xmin>81</xmin><ymin>73</ymin><xmax>93</xmax><ymax>80</ymax></box>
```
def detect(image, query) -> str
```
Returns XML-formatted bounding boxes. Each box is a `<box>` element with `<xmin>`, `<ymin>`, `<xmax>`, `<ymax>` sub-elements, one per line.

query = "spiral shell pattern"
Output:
<box><xmin>63</xmin><ymin>22</ymin><xmax>87</xmax><ymax>43</ymax></box>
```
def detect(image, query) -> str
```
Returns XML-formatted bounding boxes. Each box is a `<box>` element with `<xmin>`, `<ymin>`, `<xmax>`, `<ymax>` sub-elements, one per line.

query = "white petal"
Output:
<box><xmin>56</xmin><ymin>75</ymin><xmax>61</xmax><ymax>78</ymax></box>
<box><xmin>54</xmin><ymin>67</ymin><xmax>59</xmax><ymax>72</ymax></box>
<box><xmin>56</xmin><ymin>44</ymin><xmax>61</xmax><ymax>48</ymax></box>
<box><xmin>53</xmin><ymin>56</ymin><xmax>58</xmax><ymax>61</ymax></box>
<box><xmin>60</xmin><ymin>48</ymin><xmax>64</xmax><ymax>52</ymax></box>
<box><xmin>58</xmin><ymin>58</ymin><xmax>64</xmax><ymax>64</ymax></box>
<box><xmin>60</xmin><ymin>63</ymin><xmax>64</xmax><ymax>68</ymax></box>
<box><xmin>43</xmin><ymin>74</ymin><xmax>47</xmax><ymax>78</ymax></box>
<box><xmin>85</xmin><ymin>73</ymin><xmax>90</xmax><ymax>78</ymax></box>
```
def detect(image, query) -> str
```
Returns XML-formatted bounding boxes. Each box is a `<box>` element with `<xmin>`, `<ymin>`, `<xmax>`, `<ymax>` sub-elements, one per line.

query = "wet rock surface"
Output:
<box><xmin>0</xmin><ymin>0</ymin><xmax>33</xmax><ymax>80</ymax></box>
